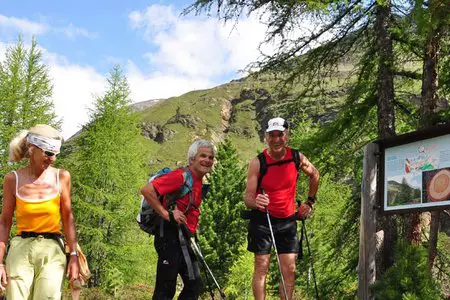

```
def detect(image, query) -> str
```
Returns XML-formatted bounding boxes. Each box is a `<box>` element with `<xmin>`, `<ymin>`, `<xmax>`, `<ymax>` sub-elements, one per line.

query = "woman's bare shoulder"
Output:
<box><xmin>58</xmin><ymin>168</ymin><xmax>71</xmax><ymax>180</ymax></box>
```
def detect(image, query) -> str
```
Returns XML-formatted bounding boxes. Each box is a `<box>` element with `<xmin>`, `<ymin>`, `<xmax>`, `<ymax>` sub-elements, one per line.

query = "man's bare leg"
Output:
<box><xmin>279</xmin><ymin>253</ymin><xmax>296</xmax><ymax>300</ymax></box>
<box><xmin>252</xmin><ymin>254</ymin><xmax>271</xmax><ymax>300</ymax></box>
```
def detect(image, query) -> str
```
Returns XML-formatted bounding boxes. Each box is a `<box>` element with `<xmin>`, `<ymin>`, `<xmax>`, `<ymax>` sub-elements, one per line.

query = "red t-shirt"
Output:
<box><xmin>258</xmin><ymin>147</ymin><xmax>298</xmax><ymax>218</ymax></box>
<box><xmin>152</xmin><ymin>168</ymin><xmax>202</xmax><ymax>234</ymax></box>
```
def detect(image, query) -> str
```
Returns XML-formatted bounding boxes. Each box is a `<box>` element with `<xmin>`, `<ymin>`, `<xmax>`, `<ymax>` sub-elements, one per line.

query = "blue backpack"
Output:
<box><xmin>137</xmin><ymin>167</ymin><xmax>193</xmax><ymax>236</ymax></box>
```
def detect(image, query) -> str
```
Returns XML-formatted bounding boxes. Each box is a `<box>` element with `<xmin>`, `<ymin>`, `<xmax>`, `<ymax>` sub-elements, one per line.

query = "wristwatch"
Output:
<box><xmin>305</xmin><ymin>196</ymin><xmax>315</xmax><ymax>208</ymax></box>
<box><xmin>307</xmin><ymin>195</ymin><xmax>316</xmax><ymax>203</ymax></box>
<box><xmin>70</xmin><ymin>251</ymin><xmax>79</xmax><ymax>257</ymax></box>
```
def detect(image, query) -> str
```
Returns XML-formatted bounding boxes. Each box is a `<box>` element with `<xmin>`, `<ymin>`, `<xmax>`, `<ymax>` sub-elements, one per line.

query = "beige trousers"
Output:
<box><xmin>6</xmin><ymin>236</ymin><xmax>66</xmax><ymax>300</ymax></box>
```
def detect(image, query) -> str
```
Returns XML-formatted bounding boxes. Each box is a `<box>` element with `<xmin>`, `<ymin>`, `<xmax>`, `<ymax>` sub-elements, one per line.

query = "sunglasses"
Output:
<box><xmin>34</xmin><ymin>146</ymin><xmax>57</xmax><ymax>157</ymax></box>
<box><xmin>43</xmin><ymin>150</ymin><xmax>57</xmax><ymax>157</ymax></box>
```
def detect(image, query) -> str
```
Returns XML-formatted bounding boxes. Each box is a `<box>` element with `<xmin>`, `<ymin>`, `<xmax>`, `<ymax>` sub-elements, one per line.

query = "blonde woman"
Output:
<box><xmin>0</xmin><ymin>124</ymin><xmax>79</xmax><ymax>299</ymax></box>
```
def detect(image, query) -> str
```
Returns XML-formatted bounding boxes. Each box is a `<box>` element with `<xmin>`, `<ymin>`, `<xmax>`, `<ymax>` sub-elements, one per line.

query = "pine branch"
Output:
<box><xmin>394</xmin><ymin>70</ymin><xmax>422</xmax><ymax>80</ymax></box>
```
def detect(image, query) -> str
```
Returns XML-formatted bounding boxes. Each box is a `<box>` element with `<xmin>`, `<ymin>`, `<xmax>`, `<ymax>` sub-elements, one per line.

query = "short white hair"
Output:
<box><xmin>187</xmin><ymin>140</ymin><xmax>215</xmax><ymax>164</ymax></box>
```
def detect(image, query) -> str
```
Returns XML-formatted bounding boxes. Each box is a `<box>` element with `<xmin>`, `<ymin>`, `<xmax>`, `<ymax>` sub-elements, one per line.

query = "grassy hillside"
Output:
<box><xmin>137</xmin><ymin>71</ymin><xmax>349</xmax><ymax>172</ymax></box>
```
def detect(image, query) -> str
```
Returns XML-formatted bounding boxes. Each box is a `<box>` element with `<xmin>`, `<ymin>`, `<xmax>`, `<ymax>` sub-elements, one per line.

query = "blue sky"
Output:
<box><xmin>0</xmin><ymin>0</ymin><xmax>271</xmax><ymax>137</ymax></box>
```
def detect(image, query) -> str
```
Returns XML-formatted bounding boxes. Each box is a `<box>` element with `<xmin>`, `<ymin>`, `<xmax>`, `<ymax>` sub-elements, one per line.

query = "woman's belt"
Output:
<box><xmin>18</xmin><ymin>231</ymin><xmax>62</xmax><ymax>239</ymax></box>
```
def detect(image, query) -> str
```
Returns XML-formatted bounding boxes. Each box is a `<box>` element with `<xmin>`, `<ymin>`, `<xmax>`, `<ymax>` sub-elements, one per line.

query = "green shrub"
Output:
<box><xmin>224</xmin><ymin>246</ymin><xmax>254</xmax><ymax>299</ymax></box>
<box><xmin>371</xmin><ymin>240</ymin><xmax>441</xmax><ymax>300</ymax></box>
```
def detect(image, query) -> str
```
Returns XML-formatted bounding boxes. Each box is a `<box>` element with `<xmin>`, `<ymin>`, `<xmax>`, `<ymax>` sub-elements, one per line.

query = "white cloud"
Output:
<box><xmin>129</xmin><ymin>5</ymin><xmax>177</xmax><ymax>35</ymax></box>
<box><xmin>129</xmin><ymin>5</ymin><xmax>272</xmax><ymax>78</ymax></box>
<box><xmin>0</xmin><ymin>14</ymin><xmax>97</xmax><ymax>41</ymax></box>
<box><xmin>47</xmin><ymin>62</ymin><xmax>106</xmax><ymax>139</ymax></box>
<box><xmin>125</xmin><ymin>60</ymin><xmax>213</xmax><ymax>101</ymax></box>
<box><xmin>56</xmin><ymin>23</ymin><xmax>98</xmax><ymax>40</ymax></box>
<box><xmin>129</xmin><ymin>4</ymin><xmax>339</xmax><ymax>81</ymax></box>
<box><xmin>0</xmin><ymin>42</ymin><xmax>7</xmax><ymax>61</ymax></box>
<box><xmin>0</xmin><ymin>14</ymin><xmax>49</xmax><ymax>36</ymax></box>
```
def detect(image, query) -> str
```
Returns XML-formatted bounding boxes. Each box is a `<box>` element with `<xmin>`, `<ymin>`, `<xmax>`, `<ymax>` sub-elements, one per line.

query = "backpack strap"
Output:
<box><xmin>177</xmin><ymin>170</ymin><xmax>196</xmax><ymax>281</ymax></box>
<box><xmin>292</xmin><ymin>149</ymin><xmax>302</xmax><ymax>172</ymax></box>
<box><xmin>181</xmin><ymin>167</ymin><xmax>195</xmax><ymax>213</ymax></box>
<box><xmin>256</xmin><ymin>152</ymin><xmax>267</xmax><ymax>192</ymax></box>
<box><xmin>159</xmin><ymin>216</ymin><xmax>164</xmax><ymax>237</ymax></box>
<box><xmin>178</xmin><ymin>226</ymin><xmax>195</xmax><ymax>280</ymax></box>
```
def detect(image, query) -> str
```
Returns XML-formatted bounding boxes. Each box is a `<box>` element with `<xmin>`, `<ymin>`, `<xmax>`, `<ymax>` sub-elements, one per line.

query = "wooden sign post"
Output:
<box><xmin>358</xmin><ymin>142</ymin><xmax>378</xmax><ymax>300</ymax></box>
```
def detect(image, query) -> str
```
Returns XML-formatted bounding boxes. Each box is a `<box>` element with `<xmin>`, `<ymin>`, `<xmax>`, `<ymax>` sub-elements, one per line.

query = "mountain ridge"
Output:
<box><xmin>137</xmin><ymin>73</ymin><xmax>348</xmax><ymax>171</ymax></box>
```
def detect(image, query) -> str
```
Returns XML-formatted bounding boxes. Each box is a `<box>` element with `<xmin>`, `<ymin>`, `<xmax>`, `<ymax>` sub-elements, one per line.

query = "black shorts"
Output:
<box><xmin>247</xmin><ymin>211</ymin><xmax>298</xmax><ymax>255</ymax></box>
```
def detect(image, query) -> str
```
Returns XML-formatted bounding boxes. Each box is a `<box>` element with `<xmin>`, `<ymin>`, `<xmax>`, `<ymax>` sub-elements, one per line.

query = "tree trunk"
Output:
<box><xmin>375</xmin><ymin>0</ymin><xmax>395</xmax><ymax>139</ymax></box>
<box><xmin>419</xmin><ymin>33</ymin><xmax>440</xmax><ymax>126</ymax></box>
<box><xmin>418</xmin><ymin>0</ymin><xmax>444</xmax><ymax>268</ymax></box>
<box><xmin>374</xmin><ymin>0</ymin><xmax>397</xmax><ymax>277</ymax></box>
<box><xmin>405</xmin><ymin>212</ymin><xmax>422</xmax><ymax>246</ymax></box>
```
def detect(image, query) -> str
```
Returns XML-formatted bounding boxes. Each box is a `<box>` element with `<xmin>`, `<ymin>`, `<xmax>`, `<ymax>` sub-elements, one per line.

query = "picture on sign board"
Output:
<box><xmin>387</xmin><ymin>173</ymin><xmax>421</xmax><ymax>207</ymax></box>
<box><xmin>422</xmin><ymin>167</ymin><xmax>450</xmax><ymax>203</ymax></box>
<box><xmin>382</xmin><ymin>131</ymin><xmax>450</xmax><ymax>212</ymax></box>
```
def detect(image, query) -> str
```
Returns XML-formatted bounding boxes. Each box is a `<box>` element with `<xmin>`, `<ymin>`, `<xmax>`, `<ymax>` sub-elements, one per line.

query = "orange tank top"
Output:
<box><xmin>14</xmin><ymin>170</ymin><xmax>62</xmax><ymax>234</ymax></box>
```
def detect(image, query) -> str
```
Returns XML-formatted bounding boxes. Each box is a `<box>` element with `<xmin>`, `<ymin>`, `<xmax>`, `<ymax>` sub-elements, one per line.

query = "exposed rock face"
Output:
<box><xmin>141</xmin><ymin>121</ymin><xmax>175</xmax><ymax>143</ymax></box>
<box><xmin>167</xmin><ymin>107</ymin><xmax>201</xmax><ymax>129</ymax></box>
<box><xmin>218</xmin><ymin>100</ymin><xmax>232</xmax><ymax>142</ymax></box>
<box><xmin>252</xmin><ymin>89</ymin><xmax>272</xmax><ymax>141</ymax></box>
<box><xmin>210</xmin><ymin>130</ymin><xmax>224</xmax><ymax>145</ymax></box>
<box><xmin>240</xmin><ymin>88</ymin><xmax>256</xmax><ymax>101</ymax></box>
<box><xmin>225</xmin><ymin>87</ymin><xmax>273</xmax><ymax>141</ymax></box>
<box><xmin>228</xmin><ymin>125</ymin><xmax>254</xmax><ymax>138</ymax></box>
<box><xmin>221</xmin><ymin>100</ymin><xmax>232</xmax><ymax>128</ymax></box>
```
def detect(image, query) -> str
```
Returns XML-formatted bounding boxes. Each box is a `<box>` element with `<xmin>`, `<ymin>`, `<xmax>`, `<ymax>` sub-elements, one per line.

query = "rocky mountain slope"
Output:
<box><xmin>136</xmin><ymin>74</ymin><xmax>347</xmax><ymax>171</ymax></box>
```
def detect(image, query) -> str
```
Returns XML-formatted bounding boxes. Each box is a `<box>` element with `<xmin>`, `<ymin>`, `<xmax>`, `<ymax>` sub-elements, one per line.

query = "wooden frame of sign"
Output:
<box><xmin>376</xmin><ymin>123</ymin><xmax>450</xmax><ymax>214</ymax></box>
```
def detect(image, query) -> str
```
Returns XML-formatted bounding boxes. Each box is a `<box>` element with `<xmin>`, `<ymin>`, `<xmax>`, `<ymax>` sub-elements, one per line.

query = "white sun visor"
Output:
<box><xmin>26</xmin><ymin>134</ymin><xmax>62</xmax><ymax>154</ymax></box>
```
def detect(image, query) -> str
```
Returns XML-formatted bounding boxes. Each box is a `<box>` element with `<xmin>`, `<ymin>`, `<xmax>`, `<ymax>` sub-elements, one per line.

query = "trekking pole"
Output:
<box><xmin>201</xmin><ymin>260</ymin><xmax>215</xmax><ymax>300</ymax></box>
<box><xmin>262</xmin><ymin>189</ymin><xmax>289</xmax><ymax>300</ymax></box>
<box><xmin>302</xmin><ymin>220</ymin><xmax>320</xmax><ymax>300</ymax></box>
<box><xmin>190</xmin><ymin>238</ymin><xmax>226</xmax><ymax>300</ymax></box>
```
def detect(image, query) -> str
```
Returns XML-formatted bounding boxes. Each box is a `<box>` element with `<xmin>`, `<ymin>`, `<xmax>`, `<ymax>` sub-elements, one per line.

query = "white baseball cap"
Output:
<box><xmin>266</xmin><ymin>117</ymin><xmax>288</xmax><ymax>132</ymax></box>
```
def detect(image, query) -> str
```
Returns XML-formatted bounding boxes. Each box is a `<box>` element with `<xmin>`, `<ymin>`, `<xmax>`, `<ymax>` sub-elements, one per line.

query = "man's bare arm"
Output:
<box><xmin>244</xmin><ymin>158</ymin><xmax>259</xmax><ymax>209</ymax></box>
<box><xmin>244</xmin><ymin>158</ymin><xmax>270</xmax><ymax>210</ymax></box>
<box><xmin>141</xmin><ymin>184</ymin><xmax>170</xmax><ymax>221</ymax></box>
<box><xmin>300</xmin><ymin>155</ymin><xmax>320</xmax><ymax>198</ymax></box>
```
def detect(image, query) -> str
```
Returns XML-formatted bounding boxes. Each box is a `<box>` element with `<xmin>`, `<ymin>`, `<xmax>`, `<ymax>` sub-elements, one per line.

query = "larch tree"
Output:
<box><xmin>65</xmin><ymin>66</ymin><xmax>148</xmax><ymax>289</ymax></box>
<box><xmin>0</xmin><ymin>36</ymin><xmax>57</xmax><ymax>193</ymax></box>
<box><xmin>197</xmin><ymin>138</ymin><xmax>247</xmax><ymax>286</ymax></box>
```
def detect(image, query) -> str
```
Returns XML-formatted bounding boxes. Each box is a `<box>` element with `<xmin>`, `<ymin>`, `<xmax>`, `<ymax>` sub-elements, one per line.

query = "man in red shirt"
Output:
<box><xmin>141</xmin><ymin>140</ymin><xmax>215</xmax><ymax>300</ymax></box>
<box><xmin>244</xmin><ymin>117</ymin><xmax>320</xmax><ymax>300</ymax></box>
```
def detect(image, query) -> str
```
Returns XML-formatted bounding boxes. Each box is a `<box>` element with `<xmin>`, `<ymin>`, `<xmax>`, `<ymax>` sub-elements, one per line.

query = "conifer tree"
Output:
<box><xmin>0</xmin><ymin>36</ymin><xmax>57</xmax><ymax>181</ymax></box>
<box><xmin>198</xmin><ymin>138</ymin><xmax>247</xmax><ymax>286</ymax></box>
<box><xmin>66</xmin><ymin>66</ymin><xmax>149</xmax><ymax>288</ymax></box>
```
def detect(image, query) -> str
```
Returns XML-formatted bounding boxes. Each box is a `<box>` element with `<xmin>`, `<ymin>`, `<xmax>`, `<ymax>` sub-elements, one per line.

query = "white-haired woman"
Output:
<box><xmin>0</xmin><ymin>124</ymin><xmax>79</xmax><ymax>299</ymax></box>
